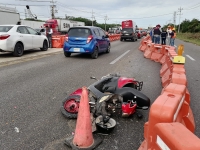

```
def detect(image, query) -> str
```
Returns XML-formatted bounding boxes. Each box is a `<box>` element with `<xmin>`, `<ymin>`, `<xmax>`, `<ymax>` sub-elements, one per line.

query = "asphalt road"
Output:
<box><xmin>0</xmin><ymin>38</ymin><xmax>199</xmax><ymax>150</ymax></box>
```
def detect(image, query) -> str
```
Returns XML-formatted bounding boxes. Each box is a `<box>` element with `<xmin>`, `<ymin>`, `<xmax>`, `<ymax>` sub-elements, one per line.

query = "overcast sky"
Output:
<box><xmin>0</xmin><ymin>0</ymin><xmax>200</xmax><ymax>28</ymax></box>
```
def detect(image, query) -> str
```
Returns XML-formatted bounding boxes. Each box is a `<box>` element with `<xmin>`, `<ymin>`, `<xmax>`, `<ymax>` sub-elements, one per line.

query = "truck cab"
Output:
<box><xmin>120</xmin><ymin>20</ymin><xmax>138</xmax><ymax>42</ymax></box>
<box><xmin>44</xmin><ymin>19</ymin><xmax>60</xmax><ymax>35</ymax></box>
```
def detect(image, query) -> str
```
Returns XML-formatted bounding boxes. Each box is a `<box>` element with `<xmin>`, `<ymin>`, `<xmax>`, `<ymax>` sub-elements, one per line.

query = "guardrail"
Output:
<box><xmin>138</xmin><ymin>36</ymin><xmax>200</xmax><ymax>150</ymax></box>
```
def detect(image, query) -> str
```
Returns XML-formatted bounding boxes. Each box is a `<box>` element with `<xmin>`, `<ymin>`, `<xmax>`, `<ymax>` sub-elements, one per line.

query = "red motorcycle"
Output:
<box><xmin>60</xmin><ymin>74</ymin><xmax>150</xmax><ymax>119</ymax></box>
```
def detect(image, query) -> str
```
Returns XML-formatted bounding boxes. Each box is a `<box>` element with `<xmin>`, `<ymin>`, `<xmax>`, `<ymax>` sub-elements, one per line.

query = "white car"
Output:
<box><xmin>0</xmin><ymin>25</ymin><xmax>48</xmax><ymax>57</ymax></box>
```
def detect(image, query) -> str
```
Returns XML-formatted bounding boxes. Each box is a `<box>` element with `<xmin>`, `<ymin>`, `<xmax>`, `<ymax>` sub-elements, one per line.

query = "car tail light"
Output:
<box><xmin>87</xmin><ymin>35</ymin><xmax>93</xmax><ymax>43</ymax></box>
<box><xmin>65</xmin><ymin>34</ymin><xmax>69</xmax><ymax>42</ymax></box>
<box><xmin>0</xmin><ymin>34</ymin><xmax>10</xmax><ymax>40</ymax></box>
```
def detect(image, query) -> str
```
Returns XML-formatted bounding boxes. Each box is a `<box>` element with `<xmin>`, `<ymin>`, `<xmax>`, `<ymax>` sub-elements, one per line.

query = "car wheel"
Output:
<box><xmin>13</xmin><ymin>42</ymin><xmax>24</xmax><ymax>57</ymax></box>
<box><xmin>40</xmin><ymin>40</ymin><xmax>48</xmax><ymax>51</ymax></box>
<box><xmin>91</xmin><ymin>47</ymin><xmax>98</xmax><ymax>59</ymax></box>
<box><xmin>106</xmin><ymin>44</ymin><xmax>111</xmax><ymax>53</ymax></box>
<box><xmin>132</xmin><ymin>37</ymin><xmax>135</xmax><ymax>42</ymax></box>
<box><xmin>135</xmin><ymin>38</ymin><xmax>138</xmax><ymax>41</ymax></box>
<box><xmin>120</xmin><ymin>38</ymin><xmax>123</xmax><ymax>41</ymax></box>
<box><xmin>64</xmin><ymin>51</ymin><xmax>71</xmax><ymax>57</ymax></box>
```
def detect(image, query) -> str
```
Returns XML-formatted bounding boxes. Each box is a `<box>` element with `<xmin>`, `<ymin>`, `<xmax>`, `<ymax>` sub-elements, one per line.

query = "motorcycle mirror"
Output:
<box><xmin>90</xmin><ymin>76</ymin><xmax>98</xmax><ymax>80</ymax></box>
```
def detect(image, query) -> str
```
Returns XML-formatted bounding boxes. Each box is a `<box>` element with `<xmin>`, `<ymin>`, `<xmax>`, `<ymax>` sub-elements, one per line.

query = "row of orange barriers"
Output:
<box><xmin>51</xmin><ymin>34</ymin><xmax>121</xmax><ymax>48</ymax></box>
<box><xmin>108</xmin><ymin>34</ymin><xmax>121</xmax><ymax>41</ymax></box>
<box><xmin>138</xmin><ymin>36</ymin><xmax>200</xmax><ymax>150</ymax></box>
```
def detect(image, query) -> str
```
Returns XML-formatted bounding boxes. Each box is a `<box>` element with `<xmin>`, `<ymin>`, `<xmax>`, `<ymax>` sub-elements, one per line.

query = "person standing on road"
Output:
<box><xmin>169</xmin><ymin>30</ymin><xmax>176</xmax><ymax>46</ymax></box>
<box><xmin>161</xmin><ymin>28</ymin><xmax>167</xmax><ymax>45</ymax></box>
<box><xmin>149</xmin><ymin>27</ymin><xmax>155</xmax><ymax>43</ymax></box>
<box><xmin>167</xmin><ymin>25</ymin><xmax>172</xmax><ymax>45</ymax></box>
<box><xmin>46</xmin><ymin>25</ymin><xmax>53</xmax><ymax>48</ymax></box>
<box><xmin>153</xmin><ymin>24</ymin><xmax>162</xmax><ymax>44</ymax></box>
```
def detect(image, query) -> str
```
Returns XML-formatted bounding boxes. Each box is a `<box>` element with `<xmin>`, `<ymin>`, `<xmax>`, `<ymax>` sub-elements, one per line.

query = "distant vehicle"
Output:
<box><xmin>108</xmin><ymin>27</ymin><xmax>121</xmax><ymax>34</ymax></box>
<box><xmin>21</xmin><ymin>20</ymin><xmax>45</xmax><ymax>29</ymax></box>
<box><xmin>141</xmin><ymin>30</ymin><xmax>147</xmax><ymax>36</ymax></box>
<box><xmin>136</xmin><ymin>30</ymin><xmax>143</xmax><ymax>39</ymax></box>
<box><xmin>44</xmin><ymin>19</ymin><xmax>85</xmax><ymax>35</ymax></box>
<box><xmin>63</xmin><ymin>26</ymin><xmax>110</xmax><ymax>59</ymax></box>
<box><xmin>0</xmin><ymin>25</ymin><xmax>48</xmax><ymax>57</ymax></box>
<box><xmin>0</xmin><ymin>7</ymin><xmax>20</xmax><ymax>25</ymax></box>
<box><xmin>0</xmin><ymin>6</ymin><xmax>45</xmax><ymax>29</ymax></box>
<box><xmin>120</xmin><ymin>20</ymin><xmax>138</xmax><ymax>41</ymax></box>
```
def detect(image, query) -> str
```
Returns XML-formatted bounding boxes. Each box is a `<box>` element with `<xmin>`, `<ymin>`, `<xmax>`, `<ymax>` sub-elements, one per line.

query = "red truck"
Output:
<box><xmin>120</xmin><ymin>20</ymin><xmax>138</xmax><ymax>42</ymax></box>
<box><xmin>43</xmin><ymin>19</ymin><xmax>85</xmax><ymax>35</ymax></box>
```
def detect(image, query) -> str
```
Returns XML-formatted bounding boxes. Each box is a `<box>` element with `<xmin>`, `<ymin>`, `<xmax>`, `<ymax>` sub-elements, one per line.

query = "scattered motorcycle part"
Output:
<box><xmin>60</xmin><ymin>95</ymin><xmax>80</xmax><ymax>119</ymax></box>
<box><xmin>95</xmin><ymin>115</ymin><xmax>116</xmax><ymax>134</ymax></box>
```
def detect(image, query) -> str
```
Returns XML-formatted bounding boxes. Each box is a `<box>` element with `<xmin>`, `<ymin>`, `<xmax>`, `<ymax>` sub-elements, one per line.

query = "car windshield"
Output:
<box><xmin>68</xmin><ymin>28</ymin><xmax>91</xmax><ymax>37</ymax></box>
<box><xmin>122</xmin><ymin>28</ymin><xmax>133</xmax><ymax>33</ymax></box>
<box><xmin>0</xmin><ymin>26</ymin><xmax>13</xmax><ymax>32</ymax></box>
<box><xmin>35</xmin><ymin>29</ymin><xmax>40</xmax><ymax>32</ymax></box>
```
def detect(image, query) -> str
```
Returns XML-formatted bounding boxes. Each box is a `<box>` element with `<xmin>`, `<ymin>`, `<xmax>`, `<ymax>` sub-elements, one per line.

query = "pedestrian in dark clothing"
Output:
<box><xmin>169</xmin><ymin>30</ymin><xmax>176</xmax><ymax>46</ymax></box>
<box><xmin>161</xmin><ymin>28</ymin><xmax>167</xmax><ymax>45</ymax></box>
<box><xmin>153</xmin><ymin>24</ymin><xmax>162</xmax><ymax>44</ymax></box>
<box><xmin>45</xmin><ymin>25</ymin><xmax>53</xmax><ymax>48</ymax></box>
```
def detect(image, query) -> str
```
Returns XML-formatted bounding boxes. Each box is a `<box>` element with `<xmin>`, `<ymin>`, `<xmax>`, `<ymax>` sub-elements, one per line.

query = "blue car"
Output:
<box><xmin>63</xmin><ymin>26</ymin><xmax>111</xmax><ymax>59</ymax></box>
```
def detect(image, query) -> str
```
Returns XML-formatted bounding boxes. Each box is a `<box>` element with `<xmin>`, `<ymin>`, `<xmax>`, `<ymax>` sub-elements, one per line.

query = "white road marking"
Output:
<box><xmin>174</xmin><ymin>45</ymin><xmax>177</xmax><ymax>47</ymax></box>
<box><xmin>110</xmin><ymin>50</ymin><xmax>130</xmax><ymax>64</ymax></box>
<box><xmin>186</xmin><ymin>55</ymin><xmax>195</xmax><ymax>61</ymax></box>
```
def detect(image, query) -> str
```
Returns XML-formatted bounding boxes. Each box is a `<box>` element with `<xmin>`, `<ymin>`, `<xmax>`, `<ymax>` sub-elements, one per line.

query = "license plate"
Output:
<box><xmin>73</xmin><ymin>48</ymin><xmax>80</xmax><ymax>52</ymax></box>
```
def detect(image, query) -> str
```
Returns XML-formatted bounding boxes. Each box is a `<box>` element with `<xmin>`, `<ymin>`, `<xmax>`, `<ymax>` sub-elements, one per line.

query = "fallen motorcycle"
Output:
<box><xmin>60</xmin><ymin>74</ymin><xmax>150</xmax><ymax>120</ymax></box>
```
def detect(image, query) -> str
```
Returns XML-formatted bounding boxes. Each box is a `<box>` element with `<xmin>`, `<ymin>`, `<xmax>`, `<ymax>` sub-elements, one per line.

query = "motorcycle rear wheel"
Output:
<box><xmin>60</xmin><ymin>95</ymin><xmax>80</xmax><ymax>119</ymax></box>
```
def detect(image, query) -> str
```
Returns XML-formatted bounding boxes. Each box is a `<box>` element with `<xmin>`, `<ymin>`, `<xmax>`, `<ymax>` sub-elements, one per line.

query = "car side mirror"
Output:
<box><xmin>105</xmin><ymin>35</ymin><xmax>109</xmax><ymax>38</ymax></box>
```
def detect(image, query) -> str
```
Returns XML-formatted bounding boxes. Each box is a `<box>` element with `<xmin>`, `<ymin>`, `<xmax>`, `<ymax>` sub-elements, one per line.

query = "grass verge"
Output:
<box><xmin>176</xmin><ymin>33</ymin><xmax>200</xmax><ymax>46</ymax></box>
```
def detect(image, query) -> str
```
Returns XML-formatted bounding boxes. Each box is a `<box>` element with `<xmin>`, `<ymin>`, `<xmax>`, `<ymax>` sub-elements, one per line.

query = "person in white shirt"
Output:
<box><xmin>45</xmin><ymin>25</ymin><xmax>53</xmax><ymax>48</ymax></box>
<box><xmin>166</xmin><ymin>25</ymin><xmax>172</xmax><ymax>45</ymax></box>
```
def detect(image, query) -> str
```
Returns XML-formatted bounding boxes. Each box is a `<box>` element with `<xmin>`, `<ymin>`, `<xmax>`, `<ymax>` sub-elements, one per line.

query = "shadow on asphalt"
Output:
<box><xmin>0</xmin><ymin>49</ymin><xmax>44</xmax><ymax>58</ymax></box>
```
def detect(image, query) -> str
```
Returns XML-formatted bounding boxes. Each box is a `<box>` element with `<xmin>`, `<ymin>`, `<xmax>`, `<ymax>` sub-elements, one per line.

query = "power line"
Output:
<box><xmin>0</xmin><ymin>2</ymin><xmax>49</xmax><ymax>6</ymax></box>
<box><xmin>109</xmin><ymin>13</ymin><xmax>173</xmax><ymax>19</ymax></box>
<box><xmin>184</xmin><ymin>3</ymin><xmax>200</xmax><ymax>10</ymax></box>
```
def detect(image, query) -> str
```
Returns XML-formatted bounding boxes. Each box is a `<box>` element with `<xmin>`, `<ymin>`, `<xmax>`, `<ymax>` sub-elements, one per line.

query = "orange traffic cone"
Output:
<box><xmin>64</xmin><ymin>86</ymin><xmax>102</xmax><ymax>149</ymax></box>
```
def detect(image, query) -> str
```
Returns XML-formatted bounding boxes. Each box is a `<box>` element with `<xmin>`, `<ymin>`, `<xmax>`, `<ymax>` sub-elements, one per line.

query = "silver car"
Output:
<box><xmin>0</xmin><ymin>25</ymin><xmax>48</xmax><ymax>57</ymax></box>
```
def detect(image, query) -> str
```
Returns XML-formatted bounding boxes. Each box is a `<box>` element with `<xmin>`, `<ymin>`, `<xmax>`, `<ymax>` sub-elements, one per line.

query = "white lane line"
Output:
<box><xmin>186</xmin><ymin>55</ymin><xmax>195</xmax><ymax>61</ymax></box>
<box><xmin>174</xmin><ymin>45</ymin><xmax>177</xmax><ymax>47</ymax></box>
<box><xmin>110</xmin><ymin>50</ymin><xmax>130</xmax><ymax>64</ymax></box>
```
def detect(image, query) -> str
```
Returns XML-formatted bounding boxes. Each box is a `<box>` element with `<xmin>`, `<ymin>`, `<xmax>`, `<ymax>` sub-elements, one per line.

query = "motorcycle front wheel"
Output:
<box><xmin>60</xmin><ymin>95</ymin><xmax>80</xmax><ymax>119</ymax></box>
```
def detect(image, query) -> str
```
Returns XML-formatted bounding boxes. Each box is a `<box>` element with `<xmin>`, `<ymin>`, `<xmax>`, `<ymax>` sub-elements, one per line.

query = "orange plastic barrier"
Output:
<box><xmin>145</xmin><ymin>85</ymin><xmax>194</xmax><ymax>148</ymax></box>
<box><xmin>144</xmin><ymin>43</ymin><xmax>154</xmax><ymax>58</ymax></box>
<box><xmin>139</xmin><ymin>39</ymin><xmax>147</xmax><ymax>51</ymax></box>
<box><xmin>60</xmin><ymin>35</ymin><xmax>66</xmax><ymax>48</ymax></box>
<box><xmin>160</xmin><ymin>57</ymin><xmax>172</xmax><ymax>77</ymax></box>
<box><xmin>52</xmin><ymin>35</ymin><xmax>64</xmax><ymax>48</ymax></box>
<box><xmin>151</xmin><ymin>122</ymin><xmax>200</xmax><ymax>150</ymax></box>
<box><xmin>139</xmin><ymin>36</ymin><xmax>151</xmax><ymax>51</ymax></box>
<box><xmin>159</xmin><ymin>45</ymin><xmax>170</xmax><ymax>64</ymax></box>
<box><xmin>171</xmin><ymin>72</ymin><xmax>187</xmax><ymax>86</ymax></box>
<box><xmin>150</xmin><ymin>44</ymin><xmax>163</xmax><ymax>62</ymax></box>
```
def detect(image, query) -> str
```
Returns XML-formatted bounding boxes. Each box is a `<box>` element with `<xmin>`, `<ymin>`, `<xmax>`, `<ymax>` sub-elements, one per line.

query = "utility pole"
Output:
<box><xmin>50</xmin><ymin>0</ymin><xmax>57</xmax><ymax>19</ymax></box>
<box><xmin>91</xmin><ymin>10</ymin><xmax>95</xmax><ymax>26</ymax></box>
<box><xmin>177</xmin><ymin>7</ymin><xmax>183</xmax><ymax>33</ymax></box>
<box><xmin>173</xmin><ymin>11</ymin><xmax>176</xmax><ymax>28</ymax></box>
<box><xmin>104</xmin><ymin>15</ymin><xmax>108</xmax><ymax>31</ymax></box>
